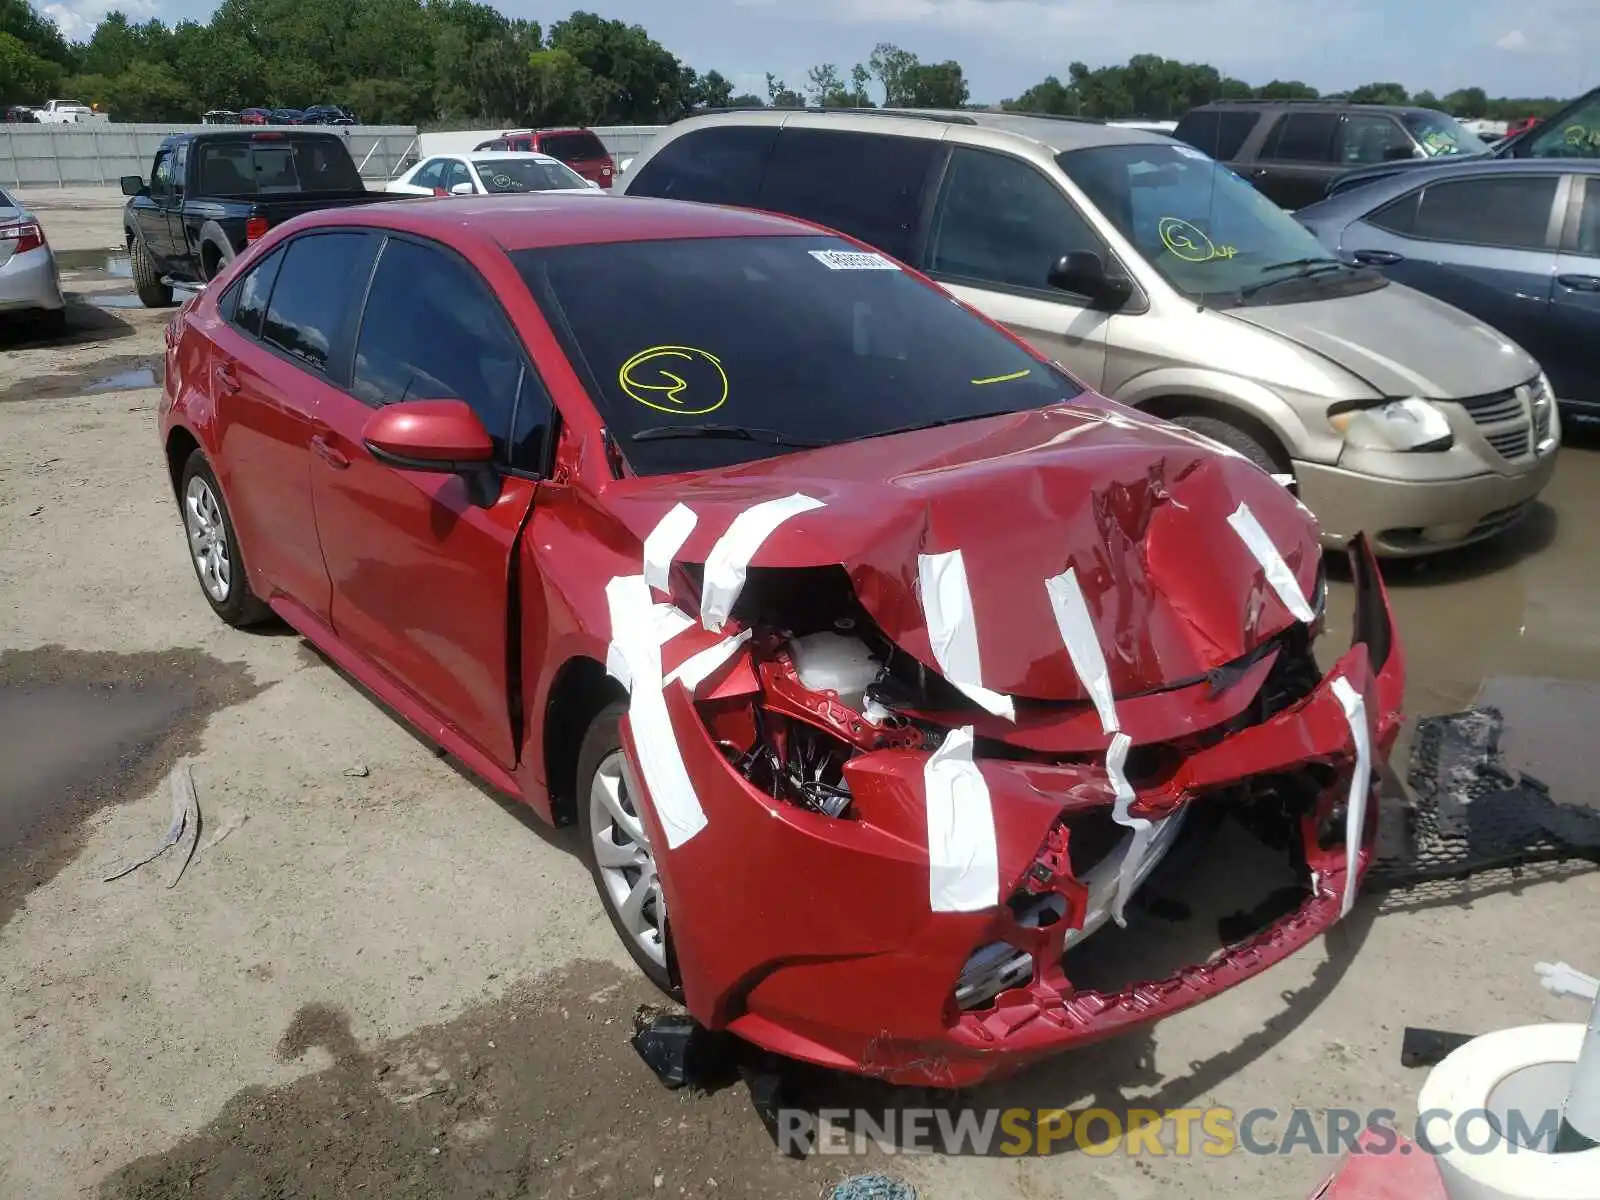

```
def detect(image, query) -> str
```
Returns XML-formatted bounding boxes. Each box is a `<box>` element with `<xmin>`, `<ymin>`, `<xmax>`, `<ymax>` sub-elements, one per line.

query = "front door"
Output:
<box><xmin>138</xmin><ymin>148</ymin><xmax>179</xmax><ymax>266</ymax></box>
<box><xmin>208</xmin><ymin>230</ymin><xmax>379</xmax><ymax>621</ymax></box>
<box><xmin>309</xmin><ymin>233</ymin><xmax>550</xmax><ymax>770</ymax></box>
<box><xmin>920</xmin><ymin>145</ymin><xmax>1111</xmax><ymax>390</ymax></box>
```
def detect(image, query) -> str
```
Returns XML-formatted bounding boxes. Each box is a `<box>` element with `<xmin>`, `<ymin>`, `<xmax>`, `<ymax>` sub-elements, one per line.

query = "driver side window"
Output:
<box><xmin>151</xmin><ymin>150</ymin><xmax>173</xmax><ymax>195</ymax></box>
<box><xmin>1526</xmin><ymin>99</ymin><xmax>1600</xmax><ymax>159</ymax></box>
<box><xmin>926</xmin><ymin>147</ymin><xmax>1103</xmax><ymax>297</ymax></box>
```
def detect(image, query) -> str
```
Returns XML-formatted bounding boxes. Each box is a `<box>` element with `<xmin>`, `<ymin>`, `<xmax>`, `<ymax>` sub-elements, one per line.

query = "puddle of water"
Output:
<box><xmin>87</xmin><ymin>293</ymin><xmax>146</xmax><ymax>310</ymax></box>
<box><xmin>53</xmin><ymin>248</ymin><xmax>133</xmax><ymax>278</ymax></box>
<box><xmin>1476</xmin><ymin>677</ymin><xmax>1600</xmax><ymax>810</ymax></box>
<box><xmin>0</xmin><ymin>646</ymin><xmax>264</xmax><ymax>927</ymax></box>
<box><xmin>0</xmin><ymin>356</ymin><xmax>163</xmax><ymax>403</ymax></box>
<box><xmin>87</xmin><ymin>366</ymin><xmax>159</xmax><ymax>391</ymax></box>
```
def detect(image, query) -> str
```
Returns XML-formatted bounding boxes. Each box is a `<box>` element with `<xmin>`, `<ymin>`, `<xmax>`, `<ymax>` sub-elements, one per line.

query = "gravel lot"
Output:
<box><xmin>3</xmin><ymin>189</ymin><xmax>1598</xmax><ymax>1200</ymax></box>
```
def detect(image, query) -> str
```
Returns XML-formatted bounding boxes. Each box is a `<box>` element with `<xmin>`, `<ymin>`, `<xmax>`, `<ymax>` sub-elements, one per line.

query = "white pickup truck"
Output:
<box><xmin>34</xmin><ymin>100</ymin><xmax>104</xmax><ymax>125</ymax></box>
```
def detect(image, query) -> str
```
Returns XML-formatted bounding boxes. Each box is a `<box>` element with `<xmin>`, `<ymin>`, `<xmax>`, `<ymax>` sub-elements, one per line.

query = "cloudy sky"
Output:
<box><xmin>41</xmin><ymin>0</ymin><xmax>1600</xmax><ymax>103</ymax></box>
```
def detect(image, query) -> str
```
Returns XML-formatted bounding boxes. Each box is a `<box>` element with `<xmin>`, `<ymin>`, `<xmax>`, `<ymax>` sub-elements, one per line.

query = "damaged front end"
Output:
<box><xmin>618</xmin><ymin>534</ymin><xmax>1403</xmax><ymax>1088</ymax></box>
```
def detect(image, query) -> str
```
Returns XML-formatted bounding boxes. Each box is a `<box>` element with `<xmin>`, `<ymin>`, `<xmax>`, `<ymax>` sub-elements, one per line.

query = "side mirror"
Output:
<box><xmin>120</xmin><ymin>175</ymin><xmax>147</xmax><ymax>197</ymax></box>
<box><xmin>449</xmin><ymin>180</ymin><xmax>475</xmax><ymax>195</ymax></box>
<box><xmin>362</xmin><ymin>399</ymin><xmax>500</xmax><ymax>504</ymax></box>
<box><xmin>1047</xmin><ymin>251</ymin><xmax>1134</xmax><ymax>308</ymax></box>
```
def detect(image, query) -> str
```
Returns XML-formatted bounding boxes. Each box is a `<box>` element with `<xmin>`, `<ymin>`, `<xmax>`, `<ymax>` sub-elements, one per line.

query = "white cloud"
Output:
<box><xmin>1495</xmin><ymin>28</ymin><xmax>1529</xmax><ymax>49</ymax></box>
<box><xmin>42</xmin><ymin>0</ymin><xmax>159</xmax><ymax>42</ymax></box>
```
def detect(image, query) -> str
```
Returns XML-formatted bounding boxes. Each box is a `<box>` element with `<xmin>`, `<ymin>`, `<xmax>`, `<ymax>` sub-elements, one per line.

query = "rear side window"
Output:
<box><xmin>1260</xmin><ymin>113</ymin><xmax>1339</xmax><ymax>163</ymax></box>
<box><xmin>230</xmin><ymin>246</ymin><xmax>283</xmax><ymax>338</ymax></box>
<box><xmin>1173</xmin><ymin>110</ymin><xmax>1258</xmax><ymax>161</ymax></box>
<box><xmin>261</xmin><ymin>232</ymin><xmax>379</xmax><ymax>373</ymax></box>
<box><xmin>628</xmin><ymin>125</ymin><xmax>777</xmax><ymax>206</ymax></box>
<box><xmin>1372</xmin><ymin>175</ymin><xmax>1560</xmax><ymax>250</ymax></box>
<box><xmin>756</xmin><ymin>129</ymin><xmax>940</xmax><ymax>262</ymax></box>
<box><xmin>197</xmin><ymin>138</ymin><xmax>364</xmax><ymax>195</ymax></box>
<box><xmin>539</xmin><ymin>131</ymin><xmax>606</xmax><ymax>160</ymax></box>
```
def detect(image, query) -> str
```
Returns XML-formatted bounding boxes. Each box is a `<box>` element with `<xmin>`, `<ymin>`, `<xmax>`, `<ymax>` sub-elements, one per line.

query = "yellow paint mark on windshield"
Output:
<box><xmin>971</xmin><ymin>369</ymin><xmax>1032</xmax><ymax>386</ymax></box>
<box><xmin>1158</xmin><ymin>216</ymin><xmax>1238</xmax><ymax>263</ymax></box>
<box><xmin>618</xmin><ymin>346</ymin><xmax>729</xmax><ymax>416</ymax></box>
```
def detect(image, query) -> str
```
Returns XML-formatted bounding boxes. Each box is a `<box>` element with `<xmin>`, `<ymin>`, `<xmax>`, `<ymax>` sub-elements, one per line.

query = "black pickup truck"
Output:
<box><xmin>120</xmin><ymin>129</ymin><xmax>399</xmax><ymax>306</ymax></box>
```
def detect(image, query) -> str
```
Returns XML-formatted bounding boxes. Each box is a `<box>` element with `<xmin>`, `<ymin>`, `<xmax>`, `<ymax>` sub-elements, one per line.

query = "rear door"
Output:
<box><xmin>622</xmin><ymin>124</ymin><xmax>778</xmax><ymax>203</ymax></box>
<box><xmin>308</xmin><ymin>233</ymin><xmax>545</xmax><ymax>770</ymax></box>
<box><xmin>207</xmin><ymin>230</ymin><xmax>380</xmax><ymax>621</ymax></box>
<box><xmin>919</xmin><ymin>145</ymin><xmax>1111</xmax><ymax>389</ymax></box>
<box><xmin>1250</xmin><ymin>111</ymin><xmax>1342</xmax><ymax>208</ymax></box>
<box><xmin>1347</xmin><ymin>170</ymin><xmax>1564</xmax><ymax>374</ymax></box>
<box><xmin>1548</xmin><ymin>173</ymin><xmax>1600</xmax><ymax>411</ymax></box>
<box><xmin>536</xmin><ymin>130</ymin><xmax>613</xmax><ymax>188</ymax></box>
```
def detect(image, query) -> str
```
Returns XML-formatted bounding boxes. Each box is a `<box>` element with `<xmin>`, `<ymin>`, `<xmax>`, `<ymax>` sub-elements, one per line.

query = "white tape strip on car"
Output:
<box><xmin>1227</xmin><ymin>502</ymin><xmax>1315</xmax><ymax>623</ymax></box>
<box><xmin>1044</xmin><ymin>565</ymin><xmax>1153</xmax><ymax>926</ymax></box>
<box><xmin>642</xmin><ymin>502</ymin><xmax>697</xmax><ymax>594</ymax></box>
<box><xmin>1329</xmin><ymin>676</ymin><xmax>1371</xmax><ymax>919</ymax></box>
<box><xmin>604</xmin><ymin>574</ymin><xmax>708</xmax><ymax>850</ymax></box>
<box><xmin>665</xmin><ymin>629</ymin><xmax>754</xmax><ymax>692</ymax></box>
<box><xmin>924</xmin><ymin>726</ymin><xmax>1000</xmax><ymax>912</ymax></box>
<box><xmin>605</xmin><ymin>603</ymin><xmax>695</xmax><ymax>690</ymax></box>
<box><xmin>699</xmin><ymin>493</ymin><xmax>825</xmax><ymax>633</ymax></box>
<box><xmin>916</xmin><ymin>549</ymin><xmax>1016</xmax><ymax>722</ymax></box>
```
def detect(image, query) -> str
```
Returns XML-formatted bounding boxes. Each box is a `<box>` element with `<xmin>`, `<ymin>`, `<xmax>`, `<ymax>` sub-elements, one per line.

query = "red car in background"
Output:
<box><xmin>157</xmin><ymin>195</ymin><xmax>1404</xmax><ymax>1086</ymax></box>
<box><xmin>473</xmin><ymin>127</ymin><xmax>617</xmax><ymax>188</ymax></box>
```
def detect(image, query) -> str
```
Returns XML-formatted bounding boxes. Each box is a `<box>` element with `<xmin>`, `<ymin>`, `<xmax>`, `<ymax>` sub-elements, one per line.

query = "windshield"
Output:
<box><xmin>472</xmin><ymin>158</ymin><xmax>589</xmax><ymax>193</ymax></box>
<box><xmin>1060</xmin><ymin>142</ymin><xmax>1385</xmax><ymax>304</ymax></box>
<box><xmin>196</xmin><ymin>138</ymin><xmax>365</xmax><ymax>195</ymax></box>
<box><xmin>514</xmin><ymin>234</ymin><xmax>1084</xmax><ymax>476</ymax></box>
<box><xmin>1402</xmin><ymin>110</ymin><xmax>1485</xmax><ymax>157</ymax></box>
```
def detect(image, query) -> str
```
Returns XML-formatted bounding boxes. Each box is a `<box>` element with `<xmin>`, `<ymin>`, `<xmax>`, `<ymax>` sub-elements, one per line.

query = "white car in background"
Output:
<box><xmin>386</xmin><ymin>151</ymin><xmax>604</xmax><ymax>198</ymax></box>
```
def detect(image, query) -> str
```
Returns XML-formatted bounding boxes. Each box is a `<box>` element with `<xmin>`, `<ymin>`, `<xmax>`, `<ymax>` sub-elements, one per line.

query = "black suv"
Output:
<box><xmin>1173</xmin><ymin>101</ymin><xmax>1487</xmax><ymax>210</ymax></box>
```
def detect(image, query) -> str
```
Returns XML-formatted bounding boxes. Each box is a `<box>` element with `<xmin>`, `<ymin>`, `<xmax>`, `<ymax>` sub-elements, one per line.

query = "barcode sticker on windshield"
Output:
<box><xmin>809</xmin><ymin>249</ymin><xmax>900</xmax><ymax>271</ymax></box>
<box><xmin>1174</xmin><ymin>145</ymin><xmax>1209</xmax><ymax>160</ymax></box>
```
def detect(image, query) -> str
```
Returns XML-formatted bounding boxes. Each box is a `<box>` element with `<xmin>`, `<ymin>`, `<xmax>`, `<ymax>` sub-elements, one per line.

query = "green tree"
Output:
<box><xmin>868</xmin><ymin>41</ymin><xmax>918</xmax><ymax>106</ymax></box>
<box><xmin>765</xmin><ymin>72</ymin><xmax>802</xmax><ymax>108</ymax></box>
<box><xmin>0</xmin><ymin>29</ymin><xmax>63</xmax><ymax>102</ymax></box>
<box><xmin>1442</xmin><ymin>86</ymin><xmax>1489</xmax><ymax>118</ymax></box>
<box><xmin>902</xmin><ymin>60</ymin><xmax>966</xmax><ymax>108</ymax></box>
<box><xmin>688</xmin><ymin>68</ymin><xmax>734</xmax><ymax>109</ymax></box>
<box><xmin>0</xmin><ymin>0</ymin><xmax>70</xmax><ymax>66</ymax></box>
<box><xmin>1411</xmin><ymin>89</ymin><xmax>1441</xmax><ymax>110</ymax></box>
<box><xmin>549</xmin><ymin>10</ymin><xmax>690</xmax><ymax>123</ymax></box>
<box><xmin>1348</xmin><ymin>81</ymin><xmax>1409</xmax><ymax>105</ymax></box>
<box><xmin>1006</xmin><ymin>75</ymin><xmax>1075</xmax><ymax>114</ymax></box>
<box><xmin>806</xmin><ymin>61</ymin><xmax>872</xmax><ymax>107</ymax></box>
<box><xmin>340</xmin><ymin>77</ymin><xmax>421</xmax><ymax>124</ymax></box>
<box><xmin>1255</xmin><ymin>79</ymin><xmax>1320</xmax><ymax>100</ymax></box>
<box><xmin>728</xmin><ymin>92</ymin><xmax>763</xmax><ymax>108</ymax></box>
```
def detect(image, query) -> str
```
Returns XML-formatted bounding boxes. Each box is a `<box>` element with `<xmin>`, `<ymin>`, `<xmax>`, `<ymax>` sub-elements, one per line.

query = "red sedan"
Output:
<box><xmin>158</xmin><ymin>194</ymin><xmax>1405</xmax><ymax>1087</ymax></box>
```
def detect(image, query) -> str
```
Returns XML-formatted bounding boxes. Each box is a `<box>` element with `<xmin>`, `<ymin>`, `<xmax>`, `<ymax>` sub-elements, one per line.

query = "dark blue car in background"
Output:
<box><xmin>1297</xmin><ymin>159</ymin><xmax>1600</xmax><ymax>421</ymax></box>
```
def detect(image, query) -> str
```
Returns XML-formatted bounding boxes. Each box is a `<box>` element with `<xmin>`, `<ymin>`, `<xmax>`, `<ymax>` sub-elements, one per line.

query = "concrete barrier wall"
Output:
<box><xmin>0</xmin><ymin>124</ymin><xmax>422</xmax><ymax>189</ymax></box>
<box><xmin>416</xmin><ymin>126</ymin><xmax>666</xmax><ymax>164</ymax></box>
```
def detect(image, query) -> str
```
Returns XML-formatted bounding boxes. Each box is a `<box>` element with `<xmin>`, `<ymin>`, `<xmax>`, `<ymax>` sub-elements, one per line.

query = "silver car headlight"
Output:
<box><xmin>1329</xmin><ymin>397</ymin><xmax>1454</xmax><ymax>452</ymax></box>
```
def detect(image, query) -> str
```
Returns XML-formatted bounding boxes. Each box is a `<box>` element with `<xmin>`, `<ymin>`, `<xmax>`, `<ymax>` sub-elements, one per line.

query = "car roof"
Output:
<box><xmin>301</xmin><ymin>193</ymin><xmax>825</xmax><ymax>250</ymax></box>
<box><xmin>667</xmin><ymin>107</ymin><xmax>1169</xmax><ymax>155</ymax></box>
<box><xmin>464</xmin><ymin>151</ymin><xmax>567</xmax><ymax>165</ymax></box>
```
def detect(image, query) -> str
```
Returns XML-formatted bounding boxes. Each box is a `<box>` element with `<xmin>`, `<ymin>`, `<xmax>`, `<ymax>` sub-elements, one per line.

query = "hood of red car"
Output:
<box><xmin>603</xmin><ymin>403</ymin><xmax>1321</xmax><ymax>701</ymax></box>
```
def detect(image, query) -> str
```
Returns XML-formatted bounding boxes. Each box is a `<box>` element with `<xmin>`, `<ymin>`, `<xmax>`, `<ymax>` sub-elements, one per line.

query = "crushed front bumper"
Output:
<box><xmin>620</xmin><ymin>537</ymin><xmax>1405</xmax><ymax>1088</ymax></box>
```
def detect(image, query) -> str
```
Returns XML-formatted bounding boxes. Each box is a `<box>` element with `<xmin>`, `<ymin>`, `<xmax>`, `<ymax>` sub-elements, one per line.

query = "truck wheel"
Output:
<box><xmin>202</xmin><ymin>242</ymin><xmax>233</xmax><ymax>281</ymax></box>
<box><xmin>576</xmin><ymin>701</ymin><xmax>681</xmax><ymax>997</ymax></box>
<box><xmin>130</xmin><ymin>234</ymin><xmax>174</xmax><ymax>308</ymax></box>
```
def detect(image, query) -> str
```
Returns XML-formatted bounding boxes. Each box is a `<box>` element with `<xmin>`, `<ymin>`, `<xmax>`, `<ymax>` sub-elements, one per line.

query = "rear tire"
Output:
<box><xmin>178</xmin><ymin>450</ymin><xmax>271</xmax><ymax>628</ymax></box>
<box><xmin>576</xmin><ymin>701</ymin><xmax>681</xmax><ymax>997</ymax></box>
<box><xmin>1171</xmin><ymin>413</ymin><xmax>1284</xmax><ymax>477</ymax></box>
<box><xmin>130</xmin><ymin>234</ymin><xmax>173</xmax><ymax>308</ymax></box>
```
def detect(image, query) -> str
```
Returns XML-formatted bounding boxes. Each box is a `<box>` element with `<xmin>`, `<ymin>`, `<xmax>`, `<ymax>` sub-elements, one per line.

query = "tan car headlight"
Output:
<box><xmin>1330</xmin><ymin>397</ymin><xmax>1454</xmax><ymax>452</ymax></box>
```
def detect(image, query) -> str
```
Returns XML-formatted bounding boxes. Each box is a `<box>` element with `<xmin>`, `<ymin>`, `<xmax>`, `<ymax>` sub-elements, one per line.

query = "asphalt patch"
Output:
<box><xmin>0</xmin><ymin>645</ymin><xmax>264</xmax><ymax>928</ymax></box>
<box><xmin>99</xmin><ymin>960</ymin><xmax>852</xmax><ymax>1200</ymax></box>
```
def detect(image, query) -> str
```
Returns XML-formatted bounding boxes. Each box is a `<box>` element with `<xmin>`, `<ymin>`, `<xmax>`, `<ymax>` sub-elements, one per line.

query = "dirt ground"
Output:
<box><xmin>3</xmin><ymin>189</ymin><xmax>1599</xmax><ymax>1200</ymax></box>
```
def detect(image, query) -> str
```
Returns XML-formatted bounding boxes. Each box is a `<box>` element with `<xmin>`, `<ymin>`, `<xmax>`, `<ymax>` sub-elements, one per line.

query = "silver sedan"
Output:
<box><xmin>0</xmin><ymin>186</ymin><xmax>66</xmax><ymax>334</ymax></box>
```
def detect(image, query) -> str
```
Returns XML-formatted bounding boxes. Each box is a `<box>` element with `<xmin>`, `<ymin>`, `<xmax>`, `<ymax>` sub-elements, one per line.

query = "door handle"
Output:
<box><xmin>1557</xmin><ymin>273</ymin><xmax>1600</xmax><ymax>292</ymax></box>
<box><xmin>214</xmin><ymin>360</ymin><xmax>240</xmax><ymax>393</ymax></box>
<box><xmin>1353</xmin><ymin>249</ymin><xmax>1404</xmax><ymax>266</ymax></box>
<box><xmin>310</xmin><ymin>434</ymin><xmax>350</xmax><ymax>469</ymax></box>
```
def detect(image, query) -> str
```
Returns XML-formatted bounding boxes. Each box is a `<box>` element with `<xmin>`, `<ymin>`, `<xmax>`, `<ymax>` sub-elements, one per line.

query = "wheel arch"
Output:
<box><xmin>542</xmin><ymin>654</ymin><xmax>626</xmax><ymax>828</ymax></box>
<box><xmin>1135</xmin><ymin>393</ymin><xmax>1295</xmax><ymax>473</ymax></box>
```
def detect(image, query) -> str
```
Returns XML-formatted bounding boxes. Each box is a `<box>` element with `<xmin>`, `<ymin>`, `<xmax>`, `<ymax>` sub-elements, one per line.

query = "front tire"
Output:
<box><xmin>576</xmin><ymin>701</ymin><xmax>679</xmax><ymax>995</ymax></box>
<box><xmin>178</xmin><ymin>450</ymin><xmax>271</xmax><ymax>627</ymax></box>
<box><xmin>130</xmin><ymin>233</ymin><xmax>173</xmax><ymax>308</ymax></box>
<box><xmin>1171</xmin><ymin>413</ymin><xmax>1283</xmax><ymax>477</ymax></box>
